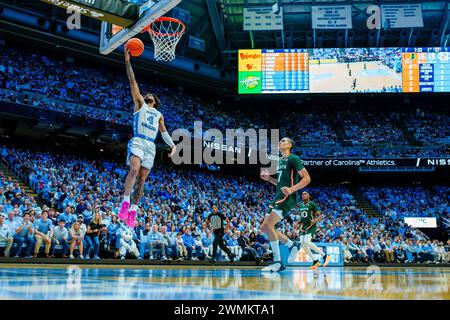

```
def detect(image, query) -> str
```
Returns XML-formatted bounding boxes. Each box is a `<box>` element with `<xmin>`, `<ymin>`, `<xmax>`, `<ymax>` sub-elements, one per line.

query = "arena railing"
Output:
<box><xmin>0</xmin><ymin>88</ymin><xmax>130</xmax><ymax>125</ymax></box>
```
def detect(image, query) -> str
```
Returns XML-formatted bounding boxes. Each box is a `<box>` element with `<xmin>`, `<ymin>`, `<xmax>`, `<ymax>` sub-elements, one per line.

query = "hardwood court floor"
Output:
<box><xmin>0</xmin><ymin>264</ymin><xmax>448</xmax><ymax>300</ymax></box>
<box><xmin>309</xmin><ymin>61</ymin><xmax>402</xmax><ymax>93</ymax></box>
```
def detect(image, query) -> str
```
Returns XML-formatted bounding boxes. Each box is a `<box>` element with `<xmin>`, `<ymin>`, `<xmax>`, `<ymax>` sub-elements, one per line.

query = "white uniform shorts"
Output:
<box><xmin>127</xmin><ymin>137</ymin><xmax>156</xmax><ymax>170</ymax></box>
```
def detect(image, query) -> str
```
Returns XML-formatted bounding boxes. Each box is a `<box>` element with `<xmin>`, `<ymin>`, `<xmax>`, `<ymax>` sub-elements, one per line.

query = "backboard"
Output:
<box><xmin>99</xmin><ymin>0</ymin><xmax>182</xmax><ymax>55</ymax></box>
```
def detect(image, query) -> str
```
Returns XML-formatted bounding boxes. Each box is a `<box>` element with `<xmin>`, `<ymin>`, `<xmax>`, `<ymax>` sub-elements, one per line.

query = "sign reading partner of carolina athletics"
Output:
<box><xmin>41</xmin><ymin>0</ymin><xmax>140</xmax><ymax>27</ymax></box>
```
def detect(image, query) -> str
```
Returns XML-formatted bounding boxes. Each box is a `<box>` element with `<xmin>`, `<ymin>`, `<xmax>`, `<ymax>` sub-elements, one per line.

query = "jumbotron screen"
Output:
<box><xmin>238</xmin><ymin>47</ymin><xmax>450</xmax><ymax>94</ymax></box>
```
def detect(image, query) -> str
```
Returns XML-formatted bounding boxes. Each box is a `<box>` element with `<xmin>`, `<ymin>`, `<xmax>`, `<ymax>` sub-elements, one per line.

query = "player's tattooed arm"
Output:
<box><xmin>124</xmin><ymin>46</ymin><xmax>144</xmax><ymax>111</ymax></box>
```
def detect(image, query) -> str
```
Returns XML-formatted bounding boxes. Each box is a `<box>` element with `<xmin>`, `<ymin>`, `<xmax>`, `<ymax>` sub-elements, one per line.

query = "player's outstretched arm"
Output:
<box><xmin>260</xmin><ymin>168</ymin><xmax>277</xmax><ymax>186</ymax></box>
<box><xmin>281</xmin><ymin>168</ymin><xmax>311</xmax><ymax>196</ymax></box>
<box><xmin>124</xmin><ymin>46</ymin><xmax>144</xmax><ymax>112</ymax></box>
<box><xmin>158</xmin><ymin>116</ymin><xmax>176</xmax><ymax>157</ymax></box>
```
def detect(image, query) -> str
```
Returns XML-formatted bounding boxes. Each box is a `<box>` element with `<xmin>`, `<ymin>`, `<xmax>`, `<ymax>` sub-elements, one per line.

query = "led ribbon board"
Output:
<box><xmin>41</xmin><ymin>0</ymin><xmax>140</xmax><ymax>27</ymax></box>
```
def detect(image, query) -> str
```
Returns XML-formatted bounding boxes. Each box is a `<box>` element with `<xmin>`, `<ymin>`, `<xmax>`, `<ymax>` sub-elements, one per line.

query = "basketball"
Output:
<box><xmin>126</xmin><ymin>38</ymin><xmax>144</xmax><ymax>57</ymax></box>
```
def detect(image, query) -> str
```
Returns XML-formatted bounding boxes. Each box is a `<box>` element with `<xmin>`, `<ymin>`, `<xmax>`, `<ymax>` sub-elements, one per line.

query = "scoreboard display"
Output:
<box><xmin>261</xmin><ymin>49</ymin><xmax>309</xmax><ymax>93</ymax></box>
<box><xmin>238</xmin><ymin>47</ymin><xmax>450</xmax><ymax>94</ymax></box>
<box><xmin>402</xmin><ymin>48</ymin><xmax>450</xmax><ymax>92</ymax></box>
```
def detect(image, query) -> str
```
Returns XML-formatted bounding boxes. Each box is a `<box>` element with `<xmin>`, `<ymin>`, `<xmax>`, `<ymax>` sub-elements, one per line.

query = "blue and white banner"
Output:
<box><xmin>189</xmin><ymin>35</ymin><xmax>205</xmax><ymax>52</ymax></box>
<box><xmin>172</xmin><ymin>6</ymin><xmax>190</xmax><ymax>23</ymax></box>
<box><xmin>243</xmin><ymin>6</ymin><xmax>284</xmax><ymax>31</ymax></box>
<box><xmin>404</xmin><ymin>217</ymin><xmax>437</xmax><ymax>228</ymax></box>
<box><xmin>281</xmin><ymin>243</ymin><xmax>344</xmax><ymax>267</ymax></box>
<box><xmin>311</xmin><ymin>5</ymin><xmax>352</xmax><ymax>29</ymax></box>
<box><xmin>381</xmin><ymin>4</ymin><xmax>424</xmax><ymax>28</ymax></box>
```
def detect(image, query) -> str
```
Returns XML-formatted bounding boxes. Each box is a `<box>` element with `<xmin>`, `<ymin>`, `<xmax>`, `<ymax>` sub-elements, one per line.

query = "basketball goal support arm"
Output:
<box><xmin>100</xmin><ymin>0</ymin><xmax>182</xmax><ymax>55</ymax></box>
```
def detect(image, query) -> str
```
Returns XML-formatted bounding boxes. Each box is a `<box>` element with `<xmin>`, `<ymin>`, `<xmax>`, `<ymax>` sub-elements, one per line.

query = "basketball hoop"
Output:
<box><xmin>144</xmin><ymin>17</ymin><xmax>185</xmax><ymax>62</ymax></box>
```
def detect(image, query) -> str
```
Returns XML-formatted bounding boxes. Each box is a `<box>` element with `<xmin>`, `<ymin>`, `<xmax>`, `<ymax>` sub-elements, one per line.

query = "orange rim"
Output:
<box><xmin>147</xmin><ymin>17</ymin><xmax>186</xmax><ymax>37</ymax></box>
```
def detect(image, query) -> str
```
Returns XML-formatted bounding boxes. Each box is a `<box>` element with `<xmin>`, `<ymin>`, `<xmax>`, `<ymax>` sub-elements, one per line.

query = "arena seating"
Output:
<box><xmin>0</xmin><ymin>46</ymin><xmax>449</xmax><ymax>158</ymax></box>
<box><xmin>0</xmin><ymin>145</ymin><xmax>448</xmax><ymax>264</ymax></box>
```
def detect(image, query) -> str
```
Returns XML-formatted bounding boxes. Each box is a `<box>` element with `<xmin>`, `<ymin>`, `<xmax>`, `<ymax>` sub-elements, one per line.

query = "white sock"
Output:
<box><xmin>285</xmin><ymin>239</ymin><xmax>293</xmax><ymax>248</ymax></box>
<box><xmin>123</xmin><ymin>195</ymin><xmax>130</xmax><ymax>203</ymax></box>
<box><xmin>270</xmin><ymin>241</ymin><xmax>281</xmax><ymax>262</ymax></box>
<box><xmin>306</xmin><ymin>241</ymin><xmax>325</xmax><ymax>257</ymax></box>
<box><xmin>130</xmin><ymin>204</ymin><xmax>138</xmax><ymax>212</ymax></box>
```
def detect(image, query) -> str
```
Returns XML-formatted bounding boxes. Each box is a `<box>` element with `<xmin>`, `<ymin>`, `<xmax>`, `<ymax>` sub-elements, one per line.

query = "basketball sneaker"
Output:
<box><xmin>261</xmin><ymin>261</ymin><xmax>286</xmax><ymax>272</ymax></box>
<box><xmin>287</xmin><ymin>241</ymin><xmax>300</xmax><ymax>264</ymax></box>
<box><xmin>310</xmin><ymin>260</ymin><xmax>321</xmax><ymax>270</ymax></box>
<box><xmin>126</xmin><ymin>209</ymin><xmax>137</xmax><ymax>228</ymax></box>
<box><xmin>119</xmin><ymin>201</ymin><xmax>130</xmax><ymax>220</ymax></box>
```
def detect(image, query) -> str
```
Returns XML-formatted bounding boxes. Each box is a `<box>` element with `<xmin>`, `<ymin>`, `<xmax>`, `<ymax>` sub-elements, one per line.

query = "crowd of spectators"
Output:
<box><xmin>280</xmin><ymin>112</ymin><xmax>339</xmax><ymax>147</ymax></box>
<box><xmin>0</xmin><ymin>145</ymin><xmax>448</xmax><ymax>264</ymax></box>
<box><xmin>362</xmin><ymin>186</ymin><xmax>450</xmax><ymax>221</ymax></box>
<box><xmin>338</xmin><ymin>111</ymin><xmax>408</xmax><ymax>146</ymax></box>
<box><xmin>1</xmin><ymin>45</ymin><xmax>449</xmax><ymax>158</ymax></box>
<box><xmin>398</xmin><ymin>110</ymin><xmax>450</xmax><ymax>146</ymax></box>
<box><xmin>0</xmin><ymin>46</ymin><xmax>268</xmax><ymax>134</ymax></box>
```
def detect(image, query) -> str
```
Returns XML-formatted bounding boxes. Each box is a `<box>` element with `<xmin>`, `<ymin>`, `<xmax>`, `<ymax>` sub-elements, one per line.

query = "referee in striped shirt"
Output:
<box><xmin>207</xmin><ymin>205</ymin><xmax>235</xmax><ymax>263</ymax></box>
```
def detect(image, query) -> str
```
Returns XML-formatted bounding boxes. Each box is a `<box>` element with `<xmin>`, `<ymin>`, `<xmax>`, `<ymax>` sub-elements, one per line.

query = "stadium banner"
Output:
<box><xmin>40</xmin><ymin>0</ymin><xmax>140</xmax><ymax>27</ymax></box>
<box><xmin>243</xmin><ymin>7</ymin><xmax>284</xmax><ymax>31</ymax></box>
<box><xmin>189</xmin><ymin>35</ymin><xmax>205</xmax><ymax>52</ymax></box>
<box><xmin>404</xmin><ymin>217</ymin><xmax>437</xmax><ymax>228</ymax></box>
<box><xmin>311</xmin><ymin>5</ymin><xmax>352</xmax><ymax>29</ymax></box>
<box><xmin>172</xmin><ymin>6</ymin><xmax>190</xmax><ymax>23</ymax></box>
<box><xmin>238</xmin><ymin>49</ymin><xmax>263</xmax><ymax>94</ymax></box>
<box><xmin>281</xmin><ymin>243</ymin><xmax>344</xmax><ymax>267</ymax></box>
<box><xmin>381</xmin><ymin>4</ymin><xmax>424</xmax><ymax>29</ymax></box>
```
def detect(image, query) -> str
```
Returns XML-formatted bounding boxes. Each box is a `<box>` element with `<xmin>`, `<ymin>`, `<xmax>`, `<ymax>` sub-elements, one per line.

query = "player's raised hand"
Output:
<box><xmin>260</xmin><ymin>169</ymin><xmax>271</xmax><ymax>181</ymax></box>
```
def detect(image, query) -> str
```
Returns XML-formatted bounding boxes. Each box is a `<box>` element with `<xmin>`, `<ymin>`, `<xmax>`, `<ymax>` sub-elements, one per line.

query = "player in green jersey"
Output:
<box><xmin>260</xmin><ymin>137</ymin><xmax>311</xmax><ymax>272</ymax></box>
<box><xmin>297</xmin><ymin>191</ymin><xmax>330</xmax><ymax>269</ymax></box>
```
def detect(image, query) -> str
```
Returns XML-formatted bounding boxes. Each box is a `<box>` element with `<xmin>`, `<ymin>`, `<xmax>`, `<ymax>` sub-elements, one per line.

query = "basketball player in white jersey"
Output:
<box><xmin>119</xmin><ymin>47</ymin><xmax>176</xmax><ymax>227</ymax></box>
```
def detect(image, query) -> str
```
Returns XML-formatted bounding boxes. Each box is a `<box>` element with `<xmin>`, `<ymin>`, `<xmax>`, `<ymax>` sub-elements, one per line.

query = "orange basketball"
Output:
<box><xmin>126</xmin><ymin>38</ymin><xmax>144</xmax><ymax>57</ymax></box>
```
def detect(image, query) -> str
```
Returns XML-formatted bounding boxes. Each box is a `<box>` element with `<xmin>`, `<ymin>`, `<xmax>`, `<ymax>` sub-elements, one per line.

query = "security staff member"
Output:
<box><xmin>206</xmin><ymin>205</ymin><xmax>235</xmax><ymax>263</ymax></box>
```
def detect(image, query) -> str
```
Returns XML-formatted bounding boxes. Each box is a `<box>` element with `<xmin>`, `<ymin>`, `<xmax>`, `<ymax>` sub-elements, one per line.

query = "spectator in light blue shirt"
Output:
<box><xmin>201</xmin><ymin>229</ymin><xmax>214</xmax><ymax>258</ymax></box>
<box><xmin>0</xmin><ymin>189</ymin><xmax>6</xmax><ymax>205</ymax></box>
<box><xmin>0</xmin><ymin>214</ymin><xmax>13</xmax><ymax>257</ymax></box>
<box><xmin>58</xmin><ymin>205</ymin><xmax>76</xmax><ymax>228</ymax></box>
<box><xmin>12</xmin><ymin>212</ymin><xmax>34</xmax><ymax>258</ymax></box>
<box><xmin>146</xmin><ymin>225</ymin><xmax>167</xmax><ymax>260</ymax></box>
<box><xmin>32</xmin><ymin>210</ymin><xmax>54</xmax><ymax>257</ymax></box>
<box><xmin>50</xmin><ymin>219</ymin><xmax>69</xmax><ymax>257</ymax></box>
<box><xmin>182</xmin><ymin>228</ymin><xmax>196</xmax><ymax>260</ymax></box>
<box><xmin>138</xmin><ymin>223</ymin><xmax>151</xmax><ymax>259</ymax></box>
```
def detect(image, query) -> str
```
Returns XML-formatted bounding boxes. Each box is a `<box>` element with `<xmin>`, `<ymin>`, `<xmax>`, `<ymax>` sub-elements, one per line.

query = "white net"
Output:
<box><xmin>147</xmin><ymin>17</ymin><xmax>185</xmax><ymax>62</ymax></box>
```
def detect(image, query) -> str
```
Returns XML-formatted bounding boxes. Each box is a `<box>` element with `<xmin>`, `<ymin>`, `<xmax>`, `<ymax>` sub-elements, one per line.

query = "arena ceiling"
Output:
<box><xmin>2</xmin><ymin>0</ymin><xmax>450</xmax><ymax>72</ymax></box>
